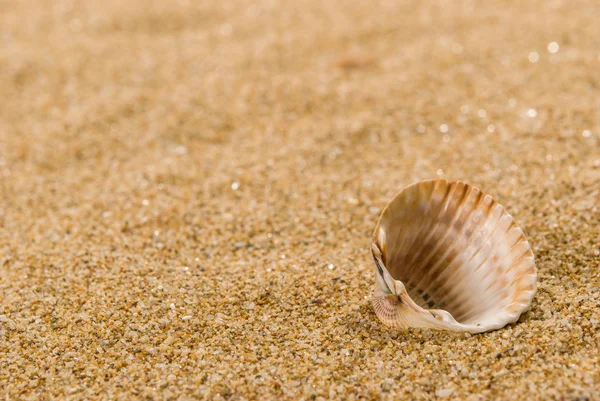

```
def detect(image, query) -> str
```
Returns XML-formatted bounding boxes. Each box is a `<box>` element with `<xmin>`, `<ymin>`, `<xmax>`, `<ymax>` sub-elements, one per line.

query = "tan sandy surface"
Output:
<box><xmin>1</xmin><ymin>0</ymin><xmax>600</xmax><ymax>400</ymax></box>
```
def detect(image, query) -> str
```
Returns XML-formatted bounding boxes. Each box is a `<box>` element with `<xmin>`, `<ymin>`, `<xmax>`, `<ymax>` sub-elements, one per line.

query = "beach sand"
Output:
<box><xmin>1</xmin><ymin>0</ymin><xmax>599</xmax><ymax>399</ymax></box>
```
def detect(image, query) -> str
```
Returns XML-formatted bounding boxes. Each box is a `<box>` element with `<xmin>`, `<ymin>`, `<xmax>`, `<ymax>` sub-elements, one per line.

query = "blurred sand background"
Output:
<box><xmin>1</xmin><ymin>0</ymin><xmax>599</xmax><ymax>399</ymax></box>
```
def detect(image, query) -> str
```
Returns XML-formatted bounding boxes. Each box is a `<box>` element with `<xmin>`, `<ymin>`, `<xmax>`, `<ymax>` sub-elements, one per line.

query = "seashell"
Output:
<box><xmin>372</xmin><ymin>179</ymin><xmax>537</xmax><ymax>333</ymax></box>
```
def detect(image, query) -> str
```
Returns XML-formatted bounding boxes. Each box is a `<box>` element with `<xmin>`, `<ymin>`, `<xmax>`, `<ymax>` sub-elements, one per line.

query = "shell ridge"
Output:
<box><xmin>443</xmin><ymin>206</ymin><xmax>510</xmax><ymax>289</ymax></box>
<box><xmin>383</xmin><ymin>181</ymin><xmax>444</xmax><ymax>293</ymax></box>
<box><xmin>450</xmin><ymin>238</ymin><xmax>531</xmax><ymax>319</ymax></box>
<box><xmin>400</xmin><ymin>181</ymin><xmax>440</xmax><ymax>279</ymax></box>
<box><xmin>479</xmin><ymin>240</ymin><xmax>532</xmax><ymax>294</ymax></box>
<box><xmin>408</xmin><ymin>183</ymin><xmax>473</xmax><ymax>291</ymax></box>
<box><xmin>505</xmin><ymin>246</ymin><xmax>535</xmax><ymax>274</ymax></box>
<box><xmin>422</xmin><ymin>188</ymin><xmax>493</xmax><ymax>311</ymax></box>
<box><xmin>412</xmin><ymin>187</ymin><xmax>493</xmax><ymax>305</ymax></box>
<box><xmin>474</xmin><ymin>252</ymin><xmax>537</xmax><ymax>310</ymax></box>
<box><xmin>387</xmin><ymin>185</ymin><xmax>432</xmax><ymax>281</ymax></box>
<box><xmin>410</xmin><ymin>185</ymin><xmax>485</xmax><ymax>307</ymax></box>
<box><xmin>508</xmin><ymin>267</ymin><xmax>537</xmax><ymax>287</ymax></box>
<box><xmin>403</xmin><ymin>182</ymin><xmax>468</xmax><ymax>295</ymax></box>
<box><xmin>394</xmin><ymin>180</ymin><xmax>449</xmax><ymax>285</ymax></box>
<box><xmin>402</xmin><ymin>181</ymin><xmax>456</xmax><ymax>275</ymax></box>
<box><xmin>442</xmin><ymin>215</ymin><xmax>522</xmax><ymax>321</ymax></box>
<box><xmin>468</xmin><ymin>213</ymin><xmax>515</xmax><ymax>274</ymax></box>
<box><xmin>478</xmin><ymin>240</ymin><xmax>530</xmax><ymax>293</ymax></box>
<box><xmin>482</xmin><ymin>268</ymin><xmax>537</xmax><ymax>312</ymax></box>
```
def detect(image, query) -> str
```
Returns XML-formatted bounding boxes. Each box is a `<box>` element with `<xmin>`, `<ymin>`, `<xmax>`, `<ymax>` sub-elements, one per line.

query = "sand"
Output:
<box><xmin>1</xmin><ymin>0</ymin><xmax>599</xmax><ymax>399</ymax></box>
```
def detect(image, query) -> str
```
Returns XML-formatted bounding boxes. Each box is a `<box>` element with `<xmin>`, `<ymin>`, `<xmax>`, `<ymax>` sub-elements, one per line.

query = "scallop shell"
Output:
<box><xmin>372</xmin><ymin>179</ymin><xmax>537</xmax><ymax>333</ymax></box>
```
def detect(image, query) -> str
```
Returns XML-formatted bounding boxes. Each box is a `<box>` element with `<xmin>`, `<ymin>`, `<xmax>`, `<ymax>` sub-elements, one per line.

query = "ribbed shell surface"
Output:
<box><xmin>373</xmin><ymin>179</ymin><xmax>537</xmax><ymax>332</ymax></box>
